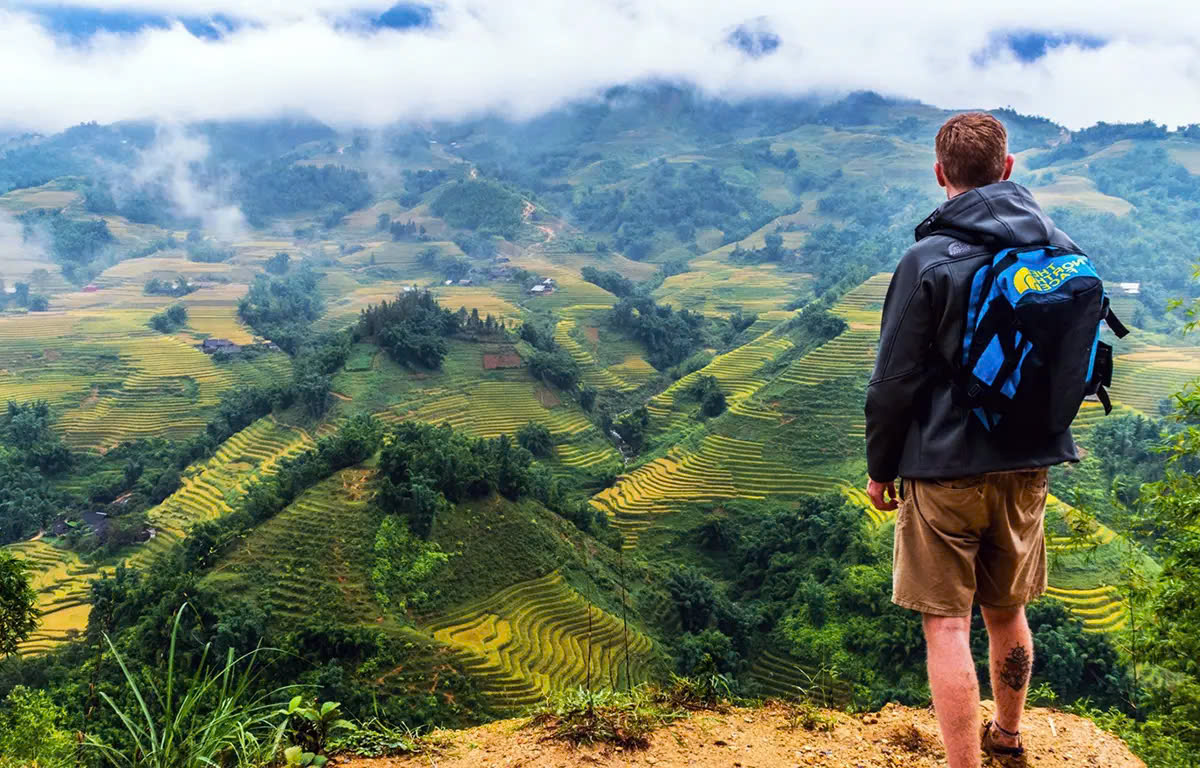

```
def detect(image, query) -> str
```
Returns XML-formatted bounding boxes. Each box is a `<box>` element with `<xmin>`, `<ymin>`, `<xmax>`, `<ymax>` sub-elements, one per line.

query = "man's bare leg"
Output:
<box><xmin>981</xmin><ymin>604</ymin><xmax>1032</xmax><ymax>750</ymax></box>
<box><xmin>924</xmin><ymin>614</ymin><xmax>982</xmax><ymax>768</ymax></box>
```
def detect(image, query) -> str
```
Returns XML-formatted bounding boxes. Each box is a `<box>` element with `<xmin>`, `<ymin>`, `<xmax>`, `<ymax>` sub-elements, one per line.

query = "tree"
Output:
<box><xmin>0</xmin><ymin>552</ymin><xmax>39</xmax><ymax>657</ymax></box>
<box><xmin>148</xmin><ymin>304</ymin><xmax>187</xmax><ymax>333</ymax></box>
<box><xmin>266</xmin><ymin>251</ymin><xmax>291</xmax><ymax>275</ymax></box>
<box><xmin>295</xmin><ymin>371</ymin><xmax>332</xmax><ymax>419</ymax></box>
<box><xmin>0</xmin><ymin>686</ymin><xmax>74</xmax><ymax>768</ymax></box>
<box><xmin>516</xmin><ymin>421</ymin><xmax>554</xmax><ymax>458</ymax></box>
<box><xmin>28</xmin><ymin>295</ymin><xmax>49</xmax><ymax>312</ymax></box>
<box><xmin>667</xmin><ymin>567</ymin><xmax>719</xmax><ymax>633</ymax></box>
<box><xmin>528</xmin><ymin>348</ymin><xmax>579</xmax><ymax>390</ymax></box>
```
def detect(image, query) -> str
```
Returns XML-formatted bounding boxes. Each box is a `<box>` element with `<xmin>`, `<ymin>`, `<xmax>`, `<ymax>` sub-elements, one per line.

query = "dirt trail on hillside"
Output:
<box><xmin>339</xmin><ymin>701</ymin><xmax>1143</xmax><ymax>768</ymax></box>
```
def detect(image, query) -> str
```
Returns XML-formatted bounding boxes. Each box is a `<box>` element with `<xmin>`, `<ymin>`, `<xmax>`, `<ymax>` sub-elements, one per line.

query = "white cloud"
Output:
<box><xmin>129</xmin><ymin>125</ymin><xmax>248</xmax><ymax>240</ymax></box>
<box><xmin>0</xmin><ymin>210</ymin><xmax>52</xmax><ymax>286</ymax></box>
<box><xmin>1</xmin><ymin>1</ymin><xmax>1199</xmax><ymax>132</ymax></box>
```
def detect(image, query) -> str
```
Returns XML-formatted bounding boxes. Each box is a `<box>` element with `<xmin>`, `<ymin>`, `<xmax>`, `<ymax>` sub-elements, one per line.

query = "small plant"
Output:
<box><xmin>283</xmin><ymin>745</ymin><xmax>326</xmax><ymax>767</ymax></box>
<box><xmin>656</xmin><ymin>673</ymin><xmax>733</xmax><ymax>712</ymax></box>
<box><xmin>528</xmin><ymin>686</ymin><xmax>684</xmax><ymax>750</ymax></box>
<box><xmin>281</xmin><ymin>697</ymin><xmax>353</xmax><ymax>755</ymax></box>
<box><xmin>783</xmin><ymin>700</ymin><xmax>838</xmax><ymax>733</ymax></box>
<box><xmin>330</xmin><ymin>718</ymin><xmax>446</xmax><ymax>758</ymax></box>
<box><xmin>1028</xmin><ymin>681</ymin><xmax>1059</xmax><ymax>707</ymax></box>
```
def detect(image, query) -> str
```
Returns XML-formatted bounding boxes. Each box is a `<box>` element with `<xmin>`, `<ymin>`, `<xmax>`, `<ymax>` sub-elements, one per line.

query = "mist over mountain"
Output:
<box><xmin>0</xmin><ymin>7</ymin><xmax>1199</xmax><ymax>768</ymax></box>
<box><xmin>4</xmin><ymin>2</ymin><xmax>1200</xmax><ymax>132</ymax></box>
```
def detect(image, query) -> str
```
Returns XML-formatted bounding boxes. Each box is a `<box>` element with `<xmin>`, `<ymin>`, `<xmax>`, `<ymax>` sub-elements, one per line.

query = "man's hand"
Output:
<box><xmin>867</xmin><ymin>478</ymin><xmax>899</xmax><ymax>511</ymax></box>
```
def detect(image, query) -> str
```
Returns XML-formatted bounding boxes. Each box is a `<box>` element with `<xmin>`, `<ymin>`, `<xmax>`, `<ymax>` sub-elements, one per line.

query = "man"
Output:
<box><xmin>864</xmin><ymin>112</ymin><xmax>1078</xmax><ymax>767</ymax></box>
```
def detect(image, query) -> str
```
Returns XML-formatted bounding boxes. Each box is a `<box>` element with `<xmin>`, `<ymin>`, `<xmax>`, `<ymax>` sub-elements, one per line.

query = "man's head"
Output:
<box><xmin>934</xmin><ymin>112</ymin><xmax>1015</xmax><ymax>198</ymax></box>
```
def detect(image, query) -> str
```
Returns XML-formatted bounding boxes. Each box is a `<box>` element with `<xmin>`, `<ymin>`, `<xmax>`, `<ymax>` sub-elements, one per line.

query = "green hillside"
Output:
<box><xmin>1</xmin><ymin>90</ymin><xmax>1198</xmax><ymax>762</ymax></box>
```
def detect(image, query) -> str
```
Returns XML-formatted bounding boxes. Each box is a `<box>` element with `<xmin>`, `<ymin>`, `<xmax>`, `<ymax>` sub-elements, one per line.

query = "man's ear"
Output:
<box><xmin>934</xmin><ymin>161</ymin><xmax>947</xmax><ymax>188</ymax></box>
<box><xmin>1002</xmin><ymin>154</ymin><xmax>1015</xmax><ymax>181</ymax></box>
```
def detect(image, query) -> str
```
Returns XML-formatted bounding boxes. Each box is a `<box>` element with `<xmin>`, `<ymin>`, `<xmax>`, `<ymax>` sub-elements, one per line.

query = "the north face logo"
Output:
<box><xmin>948</xmin><ymin>241</ymin><xmax>973</xmax><ymax>256</ymax></box>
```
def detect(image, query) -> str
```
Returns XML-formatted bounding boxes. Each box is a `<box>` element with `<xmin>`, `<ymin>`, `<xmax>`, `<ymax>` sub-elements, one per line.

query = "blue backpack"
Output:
<box><xmin>955</xmin><ymin>245</ymin><xmax>1129</xmax><ymax>434</ymax></box>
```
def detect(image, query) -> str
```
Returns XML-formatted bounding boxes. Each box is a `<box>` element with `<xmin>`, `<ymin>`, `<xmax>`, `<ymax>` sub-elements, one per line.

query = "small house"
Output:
<box><xmin>529</xmin><ymin>284</ymin><xmax>548</xmax><ymax>294</ymax></box>
<box><xmin>1117</xmin><ymin>282</ymin><xmax>1141</xmax><ymax>295</ymax></box>
<box><xmin>458</xmin><ymin>279</ymin><xmax>473</xmax><ymax>286</ymax></box>
<box><xmin>200</xmin><ymin>338</ymin><xmax>240</xmax><ymax>354</ymax></box>
<box><xmin>83</xmin><ymin>284</ymin><xmax>100</xmax><ymax>293</ymax></box>
<box><xmin>542</xmin><ymin>278</ymin><xmax>556</xmax><ymax>286</ymax></box>
<box><xmin>445</xmin><ymin>280</ymin><xmax>454</xmax><ymax>286</ymax></box>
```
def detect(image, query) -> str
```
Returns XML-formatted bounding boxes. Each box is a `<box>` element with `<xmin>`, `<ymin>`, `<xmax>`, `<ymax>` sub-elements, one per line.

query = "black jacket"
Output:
<box><xmin>864</xmin><ymin>181</ymin><xmax>1079</xmax><ymax>482</ymax></box>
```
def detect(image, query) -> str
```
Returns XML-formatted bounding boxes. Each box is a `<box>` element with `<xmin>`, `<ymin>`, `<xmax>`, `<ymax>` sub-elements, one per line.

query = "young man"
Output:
<box><xmin>864</xmin><ymin>112</ymin><xmax>1078</xmax><ymax>767</ymax></box>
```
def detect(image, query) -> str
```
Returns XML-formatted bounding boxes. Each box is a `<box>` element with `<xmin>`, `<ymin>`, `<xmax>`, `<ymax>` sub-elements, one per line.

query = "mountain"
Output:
<box><xmin>0</xmin><ymin>88</ymin><xmax>1197</xmax><ymax>764</ymax></box>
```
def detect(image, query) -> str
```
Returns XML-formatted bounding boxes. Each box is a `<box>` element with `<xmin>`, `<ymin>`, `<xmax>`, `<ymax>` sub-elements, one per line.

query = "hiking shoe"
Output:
<box><xmin>982</xmin><ymin>720</ymin><xmax>1026</xmax><ymax>764</ymax></box>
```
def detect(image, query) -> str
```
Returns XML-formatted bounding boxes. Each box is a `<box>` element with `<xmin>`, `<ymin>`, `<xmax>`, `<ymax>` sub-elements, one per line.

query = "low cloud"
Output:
<box><xmin>0</xmin><ymin>210</ymin><xmax>52</xmax><ymax>287</ymax></box>
<box><xmin>130</xmin><ymin>125</ymin><xmax>248</xmax><ymax>240</ymax></box>
<box><xmin>0</xmin><ymin>1</ymin><xmax>1199</xmax><ymax>132</ymax></box>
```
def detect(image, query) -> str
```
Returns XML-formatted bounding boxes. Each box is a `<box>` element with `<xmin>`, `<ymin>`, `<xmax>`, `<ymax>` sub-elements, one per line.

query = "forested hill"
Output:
<box><xmin>0</xmin><ymin>88</ymin><xmax>1198</xmax><ymax>767</ymax></box>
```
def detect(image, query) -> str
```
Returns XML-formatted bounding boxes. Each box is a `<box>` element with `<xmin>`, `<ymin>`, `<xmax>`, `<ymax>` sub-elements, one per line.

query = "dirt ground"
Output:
<box><xmin>337</xmin><ymin>701</ymin><xmax>1143</xmax><ymax>768</ymax></box>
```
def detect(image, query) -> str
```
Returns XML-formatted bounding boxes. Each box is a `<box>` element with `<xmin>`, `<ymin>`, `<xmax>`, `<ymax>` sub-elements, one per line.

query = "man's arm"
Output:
<box><xmin>865</xmin><ymin>251</ymin><xmax>936</xmax><ymax>487</ymax></box>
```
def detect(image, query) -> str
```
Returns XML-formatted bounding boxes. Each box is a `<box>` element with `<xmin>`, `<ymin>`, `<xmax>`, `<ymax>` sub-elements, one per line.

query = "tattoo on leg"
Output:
<box><xmin>1000</xmin><ymin>646</ymin><xmax>1031</xmax><ymax>692</ymax></box>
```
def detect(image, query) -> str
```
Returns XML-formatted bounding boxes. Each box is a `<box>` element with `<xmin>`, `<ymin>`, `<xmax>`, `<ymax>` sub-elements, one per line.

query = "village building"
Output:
<box><xmin>200</xmin><ymin>338</ymin><xmax>241</xmax><ymax>354</ymax></box>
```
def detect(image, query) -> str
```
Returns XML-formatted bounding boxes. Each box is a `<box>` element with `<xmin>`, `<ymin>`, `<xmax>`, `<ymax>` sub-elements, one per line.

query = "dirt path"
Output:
<box><xmin>339</xmin><ymin>702</ymin><xmax>1142</xmax><ymax>768</ymax></box>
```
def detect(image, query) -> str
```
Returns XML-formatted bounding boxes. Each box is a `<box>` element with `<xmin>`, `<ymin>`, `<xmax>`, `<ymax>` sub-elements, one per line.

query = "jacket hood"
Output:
<box><xmin>914</xmin><ymin>181</ymin><xmax>1056</xmax><ymax>247</ymax></box>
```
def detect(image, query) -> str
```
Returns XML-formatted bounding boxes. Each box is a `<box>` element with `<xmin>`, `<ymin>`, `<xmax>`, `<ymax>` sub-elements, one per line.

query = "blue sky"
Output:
<box><xmin>0</xmin><ymin>1</ymin><xmax>1196</xmax><ymax>132</ymax></box>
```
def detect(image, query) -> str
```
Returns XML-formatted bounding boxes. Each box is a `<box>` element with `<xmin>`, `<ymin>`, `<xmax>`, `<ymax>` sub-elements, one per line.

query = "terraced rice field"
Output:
<box><xmin>208</xmin><ymin>469</ymin><xmax>379</xmax><ymax>624</ymax></box>
<box><xmin>1107</xmin><ymin>346</ymin><xmax>1200</xmax><ymax>416</ymax></box>
<box><xmin>606</xmin><ymin>355</ymin><xmax>657</xmax><ymax>388</ymax></box>
<box><xmin>402</xmin><ymin>381</ymin><xmax>592</xmax><ymax>439</ymax></box>
<box><xmin>423</xmin><ymin>571</ymin><xmax>657</xmax><ymax>711</ymax></box>
<box><xmin>179</xmin><ymin>285</ymin><xmax>255</xmax><ymax>344</ymax></box>
<box><xmin>842</xmin><ymin>486</ymin><xmax>893</xmax><ymax>526</ymax></box>
<box><xmin>135</xmin><ymin>417</ymin><xmax>314</xmax><ymax>563</ymax></box>
<box><xmin>592</xmin><ymin>433</ymin><xmax>839</xmax><ymax>547</ymax></box>
<box><xmin>4</xmin><ymin>539</ymin><xmax>108</xmax><ymax>654</ymax></box>
<box><xmin>773</xmin><ymin>329</ymin><xmax>878</xmax><ymax>387</ymax></box>
<box><xmin>57</xmin><ymin>335</ymin><xmax>235</xmax><ymax>452</ymax></box>
<box><xmin>1045</xmin><ymin>585</ymin><xmax>1126</xmax><ymax>633</ymax></box>
<box><xmin>554</xmin><ymin>314</ymin><xmax>635</xmax><ymax>392</ymax></box>
<box><xmin>698</xmin><ymin>275</ymin><xmax>886</xmax><ymax>426</ymax></box>
<box><xmin>555</xmin><ymin>443</ymin><xmax>621</xmax><ymax>471</ymax></box>
<box><xmin>654</xmin><ymin>261</ymin><xmax>813</xmax><ymax>316</ymax></box>
<box><xmin>432</xmin><ymin>286</ymin><xmax>522</xmax><ymax>323</ymax></box>
<box><xmin>749</xmin><ymin>649</ymin><xmax>852</xmax><ymax>706</ymax></box>
<box><xmin>647</xmin><ymin>326</ymin><xmax>795</xmax><ymax>427</ymax></box>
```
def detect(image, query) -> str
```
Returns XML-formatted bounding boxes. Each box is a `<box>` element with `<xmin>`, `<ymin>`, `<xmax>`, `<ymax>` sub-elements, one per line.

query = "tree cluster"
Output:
<box><xmin>580</xmin><ymin>266</ymin><xmax>636</xmax><ymax>298</ymax></box>
<box><xmin>355</xmin><ymin>290</ymin><xmax>459</xmax><ymax>369</ymax></box>
<box><xmin>608</xmin><ymin>296</ymin><xmax>708</xmax><ymax>370</ymax></box>
<box><xmin>147</xmin><ymin>304</ymin><xmax>187</xmax><ymax>333</ymax></box>
<box><xmin>572</xmin><ymin>161</ymin><xmax>776</xmax><ymax>259</ymax></box>
<box><xmin>0</xmin><ymin>401</ymin><xmax>71</xmax><ymax>546</ymax></box>
<box><xmin>430</xmin><ymin>180</ymin><xmax>525</xmax><ymax>238</ymax></box>
<box><xmin>237</xmin><ymin>162</ymin><xmax>372</xmax><ymax>224</ymax></box>
<box><xmin>143</xmin><ymin>277</ymin><xmax>195</xmax><ymax>297</ymax></box>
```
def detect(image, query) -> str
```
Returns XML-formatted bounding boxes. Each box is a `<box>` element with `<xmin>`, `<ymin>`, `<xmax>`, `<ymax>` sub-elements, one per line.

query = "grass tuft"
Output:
<box><xmin>527</xmin><ymin>686</ymin><xmax>685</xmax><ymax>750</ymax></box>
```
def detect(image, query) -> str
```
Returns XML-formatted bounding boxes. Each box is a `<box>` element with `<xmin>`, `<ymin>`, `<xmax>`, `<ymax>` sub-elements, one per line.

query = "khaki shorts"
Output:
<box><xmin>892</xmin><ymin>469</ymin><xmax>1049</xmax><ymax>617</ymax></box>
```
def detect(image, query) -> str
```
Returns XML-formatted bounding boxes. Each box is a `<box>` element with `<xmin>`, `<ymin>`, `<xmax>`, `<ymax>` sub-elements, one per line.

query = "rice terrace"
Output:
<box><xmin>0</xmin><ymin>83</ymin><xmax>1198</xmax><ymax>766</ymax></box>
